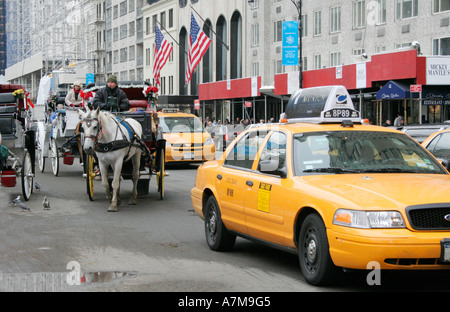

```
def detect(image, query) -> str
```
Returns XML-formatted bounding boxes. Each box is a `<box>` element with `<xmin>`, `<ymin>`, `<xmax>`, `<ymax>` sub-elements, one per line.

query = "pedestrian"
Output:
<box><xmin>65</xmin><ymin>81</ymin><xmax>84</xmax><ymax>107</ymax></box>
<box><xmin>393</xmin><ymin>114</ymin><xmax>403</xmax><ymax>127</ymax></box>
<box><xmin>92</xmin><ymin>75</ymin><xmax>130</xmax><ymax>112</ymax></box>
<box><xmin>383</xmin><ymin>120</ymin><xmax>391</xmax><ymax>127</ymax></box>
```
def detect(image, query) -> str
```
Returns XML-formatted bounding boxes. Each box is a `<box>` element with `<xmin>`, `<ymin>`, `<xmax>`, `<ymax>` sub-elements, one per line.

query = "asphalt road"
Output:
<box><xmin>1</xmin><ymin>158</ymin><xmax>450</xmax><ymax>294</ymax></box>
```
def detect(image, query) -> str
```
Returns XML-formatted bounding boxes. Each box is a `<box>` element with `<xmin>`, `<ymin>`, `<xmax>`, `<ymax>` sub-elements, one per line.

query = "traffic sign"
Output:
<box><xmin>410</xmin><ymin>84</ymin><xmax>422</xmax><ymax>92</ymax></box>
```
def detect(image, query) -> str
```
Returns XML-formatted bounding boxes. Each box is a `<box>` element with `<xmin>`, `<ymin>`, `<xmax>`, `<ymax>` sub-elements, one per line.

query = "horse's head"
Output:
<box><xmin>78</xmin><ymin>107</ymin><xmax>101</xmax><ymax>155</ymax></box>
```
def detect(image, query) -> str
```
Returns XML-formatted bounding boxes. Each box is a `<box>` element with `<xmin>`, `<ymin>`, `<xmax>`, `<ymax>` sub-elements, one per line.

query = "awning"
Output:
<box><xmin>376</xmin><ymin>81</ymin><xmax>419</xmax><ymax>100</ymax></box>
<box><xmin>422</xmin><ymin>85</ymin><xmax>450</xmax><ymax>105</ymax></box>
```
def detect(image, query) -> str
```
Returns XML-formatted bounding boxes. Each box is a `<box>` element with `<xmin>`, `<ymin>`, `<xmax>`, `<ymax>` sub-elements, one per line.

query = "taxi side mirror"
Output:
<box><xmin>258</xmin><ymin>159</ymin><xmax>287</xmax><ymax>178</ymax></box>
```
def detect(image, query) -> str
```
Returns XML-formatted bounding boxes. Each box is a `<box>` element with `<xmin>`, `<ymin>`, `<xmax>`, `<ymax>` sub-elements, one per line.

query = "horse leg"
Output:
<box><xmin>108</xmin><ymin>159</ymin><xmax>124</xmax><ymax>212</ymax></box>
<box><xmin>99</xmin><ymin>162</ymin><xmax>112</xmax><ymax>201</ymax></box>
<box><xmin>129</xmin><ymin>150</ymin><xmax>141</xmax><ymax>205</ymax></box>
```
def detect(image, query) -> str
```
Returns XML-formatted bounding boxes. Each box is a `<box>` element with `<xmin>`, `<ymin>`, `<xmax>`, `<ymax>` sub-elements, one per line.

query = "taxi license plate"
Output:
<box><xmin>440</xmin><ymin>239</ymin><xmax>450</xmax><ymax>263</ymax></box>
<box><xmin>184</xmin><ymin>152</ymin><xmax>195</xmax><ymax>160</ymax></box>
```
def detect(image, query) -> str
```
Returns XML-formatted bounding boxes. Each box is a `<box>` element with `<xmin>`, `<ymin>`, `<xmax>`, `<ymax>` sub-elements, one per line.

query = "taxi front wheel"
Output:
<box><xmin>204</xmin><ymin>196</ymin><xmax>236</xmax><ymax>251</ymax></box>
<box><xmin>298</xmin><ymin>213</ymin><xmax>339</xmax><ymax>286</ymax></box>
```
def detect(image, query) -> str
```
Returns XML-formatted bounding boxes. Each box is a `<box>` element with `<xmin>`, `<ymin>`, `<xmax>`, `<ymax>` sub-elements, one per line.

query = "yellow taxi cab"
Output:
<box><xmin>157</xmin><ymin>110</ymin><xmax>215</xmax><ymax>163</ymax></box>
<box><xmin>421</xmin><ymin>128</ymin><xmax>450</xmax><ymax>169</ymax></box>
<box><xmin>191</xmin><ymin>85</ymin><xmax>450</xmax><ymax>286</ymax></box>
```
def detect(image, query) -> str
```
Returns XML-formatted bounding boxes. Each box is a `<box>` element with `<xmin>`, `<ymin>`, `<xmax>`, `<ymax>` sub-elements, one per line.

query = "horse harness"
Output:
<box><xmin>82</xmin><ymin>113</ymin><xmax>143</xmax><ymax>159</ymax></box>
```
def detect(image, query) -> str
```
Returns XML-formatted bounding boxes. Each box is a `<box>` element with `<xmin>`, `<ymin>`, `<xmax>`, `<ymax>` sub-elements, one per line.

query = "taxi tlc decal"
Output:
<box><xmin>257</xmin><ymin>183</ymin><xmax>272</xmax><ymax>213</ymax></box>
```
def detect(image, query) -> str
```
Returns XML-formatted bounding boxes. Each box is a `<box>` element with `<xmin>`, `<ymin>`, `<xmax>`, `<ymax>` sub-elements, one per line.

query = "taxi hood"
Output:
<box><xmin>163</xmin><ymin>132</ymin><xmax>211</xmax><ymax>144</ymax></box>
<box><xmin>297</xmin><ymin>174</ymin><xmax>450</xmax><ymax>210</ymax></box>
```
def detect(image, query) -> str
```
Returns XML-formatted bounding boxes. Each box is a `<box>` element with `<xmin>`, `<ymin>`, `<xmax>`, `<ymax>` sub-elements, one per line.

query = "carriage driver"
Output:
<box><xmin>92</xmin><ymin>75</ymin><xmax>130</xmax><ymax>112</ymax></box>
<box><xmin>65</xmin><ymin>81</ymin><xmax>84</xmax><ymax>107</ymax></box>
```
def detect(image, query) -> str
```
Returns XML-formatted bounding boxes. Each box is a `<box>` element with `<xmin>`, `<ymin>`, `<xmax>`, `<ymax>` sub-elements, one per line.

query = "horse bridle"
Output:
<box><xmin>81</xmin><ymin>117</ymin><xmax>103</xmax><ymax>144</ymax></box>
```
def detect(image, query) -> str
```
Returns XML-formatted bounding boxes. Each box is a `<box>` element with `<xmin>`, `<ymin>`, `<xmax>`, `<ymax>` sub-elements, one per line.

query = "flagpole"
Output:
<box><xmin>155</xmin><ymin>19</ymin><xmax>188</xmax><ymax>57</ymax></box>
<box><xmin>190</xmin><ymin>5</ymin><xmax>229</xmax><ymax>51</ymax></box>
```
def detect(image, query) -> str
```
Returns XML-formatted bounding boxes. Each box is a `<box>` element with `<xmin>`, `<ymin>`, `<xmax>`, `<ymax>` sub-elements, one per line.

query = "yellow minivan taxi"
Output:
<box><xmin>191</xmin><ymin>86</ymin><xmax>450</xmax><ymax>286</ymax></box>
<box><xmin>158</xmin><ymin>110</ymin><xmax>215</xmax><ymax>163</ymax></box>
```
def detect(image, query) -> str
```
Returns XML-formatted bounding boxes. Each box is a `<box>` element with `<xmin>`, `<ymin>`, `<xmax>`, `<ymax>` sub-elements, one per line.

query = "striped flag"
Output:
<box><xmin>186</xmin><ymin>13</ymin><xmax>211</xmax><ymax>84</ymax></box>
<box><xmin>153</xmin><ymin>25</ymin><xmax>173</xmax><ymax>87</ymax></box>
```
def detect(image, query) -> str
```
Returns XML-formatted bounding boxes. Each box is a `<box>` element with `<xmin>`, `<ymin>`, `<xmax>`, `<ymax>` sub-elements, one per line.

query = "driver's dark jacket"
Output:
<box><xmin>92</xmin><ymin>86</ymin><xmax>130</xmax><ymax>112</ymax></box>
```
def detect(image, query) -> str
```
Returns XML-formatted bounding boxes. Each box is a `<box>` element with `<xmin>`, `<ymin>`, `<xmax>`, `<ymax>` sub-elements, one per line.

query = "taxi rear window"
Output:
<box><xmin>293</xmin><ymin>131</ymin><xmax>447</xmax><ymax>176</ymax></box>
<box><xmin>159</xmin><ymin>117</ymin><xmax>205</xmax><ymax>133</ymax></box>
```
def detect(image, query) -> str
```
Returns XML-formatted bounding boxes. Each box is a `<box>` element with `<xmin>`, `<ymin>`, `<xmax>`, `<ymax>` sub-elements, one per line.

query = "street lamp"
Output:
<box><xmin>290</xmin><ymin>0</ymin><xmax>303</xmax><ymax>89</ymax></box>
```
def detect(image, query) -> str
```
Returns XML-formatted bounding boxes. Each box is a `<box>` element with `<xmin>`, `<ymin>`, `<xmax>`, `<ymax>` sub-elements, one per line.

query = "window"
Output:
<box><xmin>314</xmin><ymin>11</ymin><xmax>321</xmax><ymax>36</ymax></box>
<box><xmin>330</xmin><ymin>6</ymin><xmax>341</xmax><ymax>33</ymax></box>
<box><xmin>120</xmin><ymin>47</ymin><xmax>128</xmax><ymax>63</ymax></box>
<box><xmin>314</xmin><ymin>54</ymin><xmax>321</xmax><ymax>69</ymax></box>
<box><xmin>376</xmin><ymin>45</ymin><xmax>386</xmax><ymax>53</ymax></box>
<box><xmin>129</xmin><ymin>0</ymin><xmax>135</xmax><ymax>12</ymax></box>
<box><xmin>120</xmin><ymin>24</ymin><xmax>128</xmax><ymax>40</ymax></box>
<box><xmin>353</xmin><ymin>48</ymin><xmax>365</xmax><ymax>56</ymax></box>
<box><xmin>129</xmin><ymin>45</ymin><xmax>135</xmax><ymax>61</ymax></box>
<box><xmin>169</xmin><ymin>43</ymin><xmax>174</xmax><ymax>62</ymax></box>
<box><xmin>113</xmin><ymin>27</ymin><xmax>118</xmax><ymax>41</ymax></box>
<box><xmin>252</xmin><ymin>62</ymin><xmax>260</xmax><ymax>77</ymax></box>
<box><xmin>274</xmin><ymin>20</ymin><xmax>283</xmax><ymax>42</ymax></box>
<box><xmin>274</xmin><ymin>59</ymin><xmax>283</xmax><ymax>74</ymax></box>
<box><xmin>258</xmin><ymin>132</ymin><xmax>287</xmax><ymax>174</ymax></box>
<box><xmin>395</xmin><ymin>42</ymin><xmax>412</xmax><ymax>50</ymax></box>
<box><xmin>146</xmin><ymin>48</ymin><xmax>151</xmax><ymax>66</ymax></box>
<box><xmin>225</xmin><ymin>130</ymin><xmax>269</xmax><ymax>169</ymax></box>
<box><xmin>353</xmin><ymin>0</ymin><xmax>366</xmax><ymax>28</ymax></box>
<box><xmin>252</xmin><ymin>23</ymin><xmax>259</xmax><ymax>46</ymax></box>
<box><xmin>434</xmin><ymin>0</ymin><xmax>450</xmax><ymax>13</ymax></box>
<box><xmin>113</xmin><ymin>50</ymin><xmax>119</xmax><ymax>64</ymax></box>
<box><xmin>145</xmin><ymin>17</ymin><xmax>150</xmax><ymax>35</ymax></box>
<box><xmin>396</xmin><ymin>0</ymin><xmax>418</xmax><ymax>19</ymax></box>
<box><xmin>129</xmin><ymin>21</ymin><xmax>135</xmax><ymax>37</ymax></box>
<box><xmin>433</xmin><ymin>37</ymin><xmax>450</xmax><ymax>55</ymax></box>
<box><xmin>113</xmin><ymin>5</ymin><xmax>118</xmax><ymax>19</ymax></box>
<box><xmin>169</xmin><ymin>9</ymin><xmax>174</xmax><ymax>28</ymax></box>
<box><xmin>152</xmin><ymin>14</ymin><xmax>157</xmax><ymax>34</ymax></box>
<box><xmin>376</xmin><ymin>0</ymin><xmax>387</xmax><ymax>23</ymax></box>
<box><xmin>179</xmin><ymin>0</ymin><xmax>187</xmax><ymax>8</ymax></box>
<box><xmin>160</xmin><ymin>11</ymin><xmax>166</xmax><ymax>30</ymax></box>
<box><xmin>120</xmin><ymin>1</ymin><xmax>127</xmax><ymax>16</ymax></box>
<box><xmin>330</xmin><ymin>52</ymin><xmax>341</xmax><ymax>67</ymax></box>
<box><xmin>250</xmin><ymin>0</ymin><xmax>260</xmax><ymax>8</ymax></box>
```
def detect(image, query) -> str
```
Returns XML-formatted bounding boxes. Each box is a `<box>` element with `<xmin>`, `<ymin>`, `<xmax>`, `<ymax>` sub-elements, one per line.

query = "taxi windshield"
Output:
<box><xmin>293</xmin><ymin>131</ymin><xmax>447</xmax><ymax>175</ymax></box>
<box><xmin>159</xmin><ymin>117</ymin><xmax>205</xmax><ymax>133</ymax></box>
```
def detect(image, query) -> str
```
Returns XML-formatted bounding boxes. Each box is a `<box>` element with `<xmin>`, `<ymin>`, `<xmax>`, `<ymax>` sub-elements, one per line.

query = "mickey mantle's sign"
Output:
<box><xmin>426</xmin><ymin>57</ymin><xmax>450</xmax><ymax>85</ymax></box>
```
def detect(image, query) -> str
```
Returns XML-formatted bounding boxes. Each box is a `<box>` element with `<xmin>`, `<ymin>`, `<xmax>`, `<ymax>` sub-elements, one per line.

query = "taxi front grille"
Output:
<box><xmin>406</xmin><ymin>205</ymin><xmax>450</xmax><ymax>230</ymax></box>
<box><xmin>385</xmin><ymin>258</ymin><xmax>450</xmax><ymax>266</ymax></box>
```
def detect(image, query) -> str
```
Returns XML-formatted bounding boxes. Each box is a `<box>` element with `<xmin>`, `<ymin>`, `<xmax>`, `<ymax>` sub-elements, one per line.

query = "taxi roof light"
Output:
<box><xmin>284</xmin><ymin>85</ymin><xmax>362</xmax><ymax>125</ymax></box>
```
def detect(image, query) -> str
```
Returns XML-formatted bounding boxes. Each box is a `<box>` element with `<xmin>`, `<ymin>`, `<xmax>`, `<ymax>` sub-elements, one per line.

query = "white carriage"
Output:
<box><xmin>35</xmin><ymin>96</ymin><xmax>85</xmax><ymax>176</ymax></box>
<box><xmin>0</xmin><ymin>85</ymin><xmax>36</xmax><ymax>201</ymax></box>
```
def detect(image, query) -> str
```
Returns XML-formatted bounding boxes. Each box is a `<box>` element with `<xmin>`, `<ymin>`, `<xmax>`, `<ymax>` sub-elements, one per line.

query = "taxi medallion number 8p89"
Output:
<box><xmin>190</xmin><ymin>85</ymin><xmax>450</xmax><ymax>286</ymax></box>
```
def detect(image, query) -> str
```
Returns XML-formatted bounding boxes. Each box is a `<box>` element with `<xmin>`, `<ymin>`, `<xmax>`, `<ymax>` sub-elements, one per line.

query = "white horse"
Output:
<box><xmin>78</xmin><ymin>108</ymin><xmax>143</xmax><ymax>212</ymax></box>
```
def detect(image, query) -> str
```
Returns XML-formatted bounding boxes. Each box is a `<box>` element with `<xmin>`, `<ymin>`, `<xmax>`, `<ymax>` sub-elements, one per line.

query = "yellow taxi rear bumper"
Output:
<box><xmin>328</xmin><ymin>227</ymin><xmax>450</xmax><ymax>270</ymax></box>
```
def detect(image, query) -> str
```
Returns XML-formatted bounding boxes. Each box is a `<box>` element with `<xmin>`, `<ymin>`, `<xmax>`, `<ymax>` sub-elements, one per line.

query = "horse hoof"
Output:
<box><xmin>108</xmin><ymin>206</ymin><xmax>118</xmax><ymax>212</ymax></box>
<box><xmin>128</xmin><ymin>199</ymin><xmax>137</xmax><ymax>205</ymax></box>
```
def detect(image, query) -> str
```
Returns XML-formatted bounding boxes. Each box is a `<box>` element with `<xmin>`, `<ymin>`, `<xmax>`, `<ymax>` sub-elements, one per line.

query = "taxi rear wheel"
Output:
<box><xmin>204</xmin><ymin>196</ymin><xmax>236</xmax><ymax>251</ymax></box>
<box><xmin>298</xmin><ymin>213</ymin><xmax>339</xmax><ymax>286</ymax></box>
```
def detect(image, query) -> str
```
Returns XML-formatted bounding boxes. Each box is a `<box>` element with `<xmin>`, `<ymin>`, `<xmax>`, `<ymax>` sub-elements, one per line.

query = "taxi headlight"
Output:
<box><xmin>204</xmin><ymin>137</ymin><xmax>214</xmax><ymax>146</ymax></box>
<box><xmin>165</xmin><ymin>141</ymin><xmax>171</xmax><ymax>148</ymax></box>
<box><xmin>333</xmin><ymin>209</ymin><xmax>405</xmax><ymax>229</ymax></box>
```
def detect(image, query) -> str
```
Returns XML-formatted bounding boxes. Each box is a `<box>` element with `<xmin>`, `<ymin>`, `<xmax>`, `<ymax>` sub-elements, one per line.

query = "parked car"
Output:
<box><xmin>400</xmin><ymin>124</ymin><xmax>450</xmax><ymax>143</ymax></box>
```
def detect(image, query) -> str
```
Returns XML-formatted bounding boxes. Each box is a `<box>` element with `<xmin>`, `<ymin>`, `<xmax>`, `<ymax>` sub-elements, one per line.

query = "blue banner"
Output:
<box><xmin>86</xmin><ymin>73</ymin><xmax>94</xmax><ymax>86</ymax></box>
<box><xmin>282</xmin><ymin>21</ymin><xmax>299</xmax><ymax>66</ymax></box>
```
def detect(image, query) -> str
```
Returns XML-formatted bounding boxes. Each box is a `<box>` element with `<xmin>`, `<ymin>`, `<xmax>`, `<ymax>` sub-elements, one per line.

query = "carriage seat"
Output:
<box><xmin>129</xmin><ymin>100</ymin><xmax>148</xmax><ymax>109</ymax></box>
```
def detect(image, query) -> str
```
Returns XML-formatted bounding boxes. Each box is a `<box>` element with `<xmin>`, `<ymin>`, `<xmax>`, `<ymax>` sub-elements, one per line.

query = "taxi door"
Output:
<box><xmin>216</xmin><ymin>130</ymin><xmax>270</xmax><ymax>235</ymax></box>
<box><xmin>243</xmin><ymin>131</ymin><xmax>289</xmax><ymax>246</ymax></box>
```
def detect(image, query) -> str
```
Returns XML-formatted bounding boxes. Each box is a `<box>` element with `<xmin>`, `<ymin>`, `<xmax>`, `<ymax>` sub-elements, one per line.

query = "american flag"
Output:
<box><xmin>153</xmin><ymin>25</ymin><xmax>173</xmax><ymax>87</ymax></box>
<box><xmin>186</xmin><ymin>13</ymin><xmax>211</xmax><ymax>84</ymax></box>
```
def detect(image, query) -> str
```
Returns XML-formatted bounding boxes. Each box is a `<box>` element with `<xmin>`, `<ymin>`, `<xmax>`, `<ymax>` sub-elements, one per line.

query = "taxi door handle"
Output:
<box><xmin>217</xmin><ymin>174</ymin><xmax>222</xmax><ymax>180</ymax></box>
<box><xmin>246</xmin><ymin>180</ymin><xmax>253</xmax><ymax>187</ymax></box>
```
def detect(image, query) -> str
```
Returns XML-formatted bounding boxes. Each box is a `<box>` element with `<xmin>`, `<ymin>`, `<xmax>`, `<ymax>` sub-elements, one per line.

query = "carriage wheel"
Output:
<box><xmin>157</xmin><ymin>149</ymin><xmax>165</xmax><ymax>200</ymax></box>
<box><xmin>85</xmin><ymin>154</ymin><xmax>95</xmax><ymax>201</ymax></box>
<box><xmin>36</xmin><ymin>140</ymin><xmax>45</xmax><ymax>173</ymax></box>
<box><xmin>50</xmin><ymin>138</ymin><xmax>59</xmax><ymax>176</ymax></box>
<box><xmin>21</xmin><ymin>149</ymin><xmax>34</xmax><ymax>201</ymax></box>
